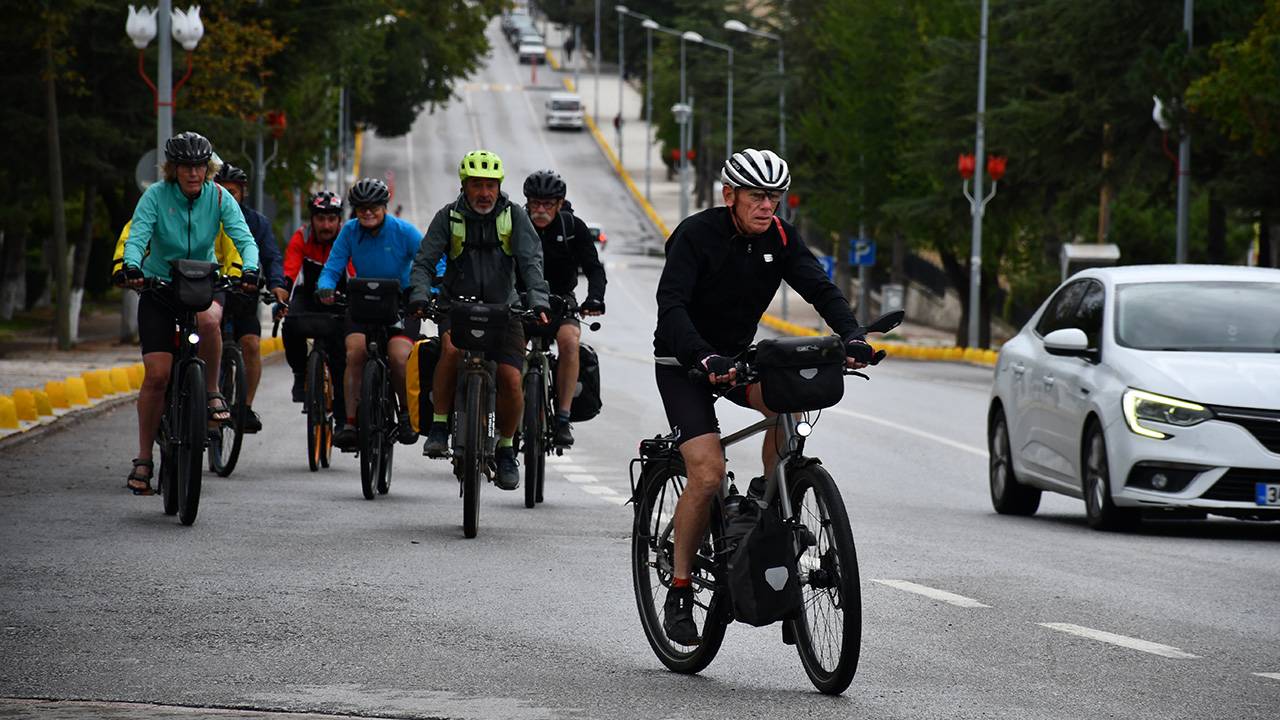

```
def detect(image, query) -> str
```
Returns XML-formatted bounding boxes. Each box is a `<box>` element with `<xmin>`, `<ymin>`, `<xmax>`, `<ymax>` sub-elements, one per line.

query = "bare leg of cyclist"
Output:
<box><xmin>197</xmin><ymin>304</ymin><xmax>226</xmax><ymax>420</ymax></box>
<box><xmin>432</xmin><ymin>332</ymin><xmax>461</xmax><ymax>416</ymax></box>
<box><xmin>241</xmin><ymin>333</ymin><xmax>261</xmax><ymax>405</ymax></box>
<box><xmin>388</xmin><ymin>336</ymin><xmax>413</xmax><ymax>409</ymax></box>
<box><xmin>133</xmin><ymin>352</ymin><xmax>173</xmax><ymax>486</ymax></box>
<box><xmin>745</xmin><ymin>389</ymin><xmax>783</xmax><ymax>480</ymax></box>
<box><xmin>495</xmin><ymin>363</ymin><xmax>523</xmax><ymax>437</ymax></box>
<box><xmin>672</xmin><ymin>433</ymin><xmax>725</xmax><ymax>579</ymax></box>
<box><xmin>343</xmin><ymin>333</ymin><xmax>367</xmax><ymax>425</ymax></box>
<box><xmin>554</xmin><ymin>323</ymin><xmax>580</xmax><ymax>414</ymax></box>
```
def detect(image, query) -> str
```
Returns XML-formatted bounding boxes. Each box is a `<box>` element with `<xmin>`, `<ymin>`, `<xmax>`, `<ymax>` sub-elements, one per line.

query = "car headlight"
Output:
<box><xmin>1122</xmin><ymin>389</ymin><xmax>1212</xmax><ymax>440</ymax></box>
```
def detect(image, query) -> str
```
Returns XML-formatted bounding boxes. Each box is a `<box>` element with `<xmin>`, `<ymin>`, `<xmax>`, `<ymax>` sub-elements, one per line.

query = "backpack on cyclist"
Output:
<box><xmin>551</xmin><ymin>343</ymin><xmax>601</xmax><ymax>422</ymax></box>
<box><xmin>406</xmin><ymin>337</ymin><xmax>441</xmax><ymax>434</ymax></box>
<box><xmin>723</xmin><ymin>494</ymin><xmax>802</xmax><ymax>626</ymax></box>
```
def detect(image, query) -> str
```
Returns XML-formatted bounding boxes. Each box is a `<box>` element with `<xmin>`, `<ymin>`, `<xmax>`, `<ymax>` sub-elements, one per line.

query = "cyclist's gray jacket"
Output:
<box><xmin>410</xmin><ymin>192</ymin><xmax>550</xmax><ymax>309</ymax></box>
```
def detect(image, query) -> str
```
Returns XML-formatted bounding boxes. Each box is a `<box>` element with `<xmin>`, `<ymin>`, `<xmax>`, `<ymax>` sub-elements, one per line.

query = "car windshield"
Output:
<box><xmin>1115</xmin><ymin>281</ymin><xmax>1280</xmax><ymax>352</ymax></box>
<box><xmin>551</xmin><ymin>99</ymin><xmax>580</xmax><ymax>111</ymax></box>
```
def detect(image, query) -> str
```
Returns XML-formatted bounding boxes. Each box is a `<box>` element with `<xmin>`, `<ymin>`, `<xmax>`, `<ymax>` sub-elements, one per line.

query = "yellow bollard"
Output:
<box><xmin>66</xmin><ymin>376</ymin><xmax>90</xmax><ymax>406</ymax></box>
<box><xmin>45</xmin><ymin>380</ymin><xmax>69</xmax><ymax>410</ymax></box>
<box><xmin>34</xmin><ymin>390</ymin><xmax>53</xmax><ymax>417</ymax></box>
<box><xmin>96</xmin><ymin>369</ymin><xmax>116</xmax><ymax>395</ymax></box>
<box><xmin>129</xmin><ymin>363</ymin><xmax>145</xmax><ymax>389</ymax></box>
<box><xmin>110</xmin><ymin>367</ymin><xmax>132</xmax><ymax>394</ymax></box>
<box><xmin>82</xmin><ymin>371</ymin><xmax>103</xmax><ymax>399</ymax></box>
<box><xmin>0</xmin><ymin>396</ymin><xmax>18</xmax><ymax>430</ymax></box>
<box><xmin>12</xmin><ymin>389</ymin><xmax>37</xmax><ymax>422</ymax></box>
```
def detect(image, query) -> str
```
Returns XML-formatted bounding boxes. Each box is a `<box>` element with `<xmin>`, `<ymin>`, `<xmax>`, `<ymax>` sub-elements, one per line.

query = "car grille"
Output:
<box><xmin>1201</xmin><ymin>468</ymin><xmax>1280</xmax><ymax>502</ymax></box>
<box><xmin>1209</xmin><ymin>405</ymin><xmax>1280</xmax><ymax>454</ymax></box>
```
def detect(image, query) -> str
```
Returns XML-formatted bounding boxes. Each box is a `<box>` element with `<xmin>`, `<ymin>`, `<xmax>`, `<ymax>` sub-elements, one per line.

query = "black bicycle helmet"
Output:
<box><xmin>523</xmin><ymin>169</ymin><xmax>567</xmax><ymax>200</ymax></box>
<box><xmin>214</xmin><ymin>163</ymin><xmax>249</xmax><ymax>185</ymax></box>
<box><xmin>347</xmin><ymin>177</ymin><xmax>390</xmax><ymax>206</ymax></box>
<box><xmin>309</xmin><ymin>190</ymin><xmax>343</xmax><ymax>215</ymax></box>
<box><xmin>164</xmin><ymin>131</ymin><xmax>214</xmax><ymax>165</ymax></box>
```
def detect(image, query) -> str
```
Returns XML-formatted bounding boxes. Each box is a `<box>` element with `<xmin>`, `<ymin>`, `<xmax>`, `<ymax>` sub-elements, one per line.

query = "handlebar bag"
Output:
<box><xmin>348</xmin><ymin>278</ymin><xmax>401</xmax><ymax>325</ymax></box>
<box><xmin>754</xmin><ymin>335</ymin><xmax>845</xmax><ymax>413</ymax></box>
<box><xmin>170</xmin><ymin>260</ymin><xmax>217</xmax><ymax>312</ymax></box>
<box><xmin>449</xmin><ymin>301</ymin><xmax>510</xmax><ymax>352</ymax></box>
<box><xmin>724</xmin><ymin>496</ymin><xmax>802</xmax><ymax>626</ymax></box>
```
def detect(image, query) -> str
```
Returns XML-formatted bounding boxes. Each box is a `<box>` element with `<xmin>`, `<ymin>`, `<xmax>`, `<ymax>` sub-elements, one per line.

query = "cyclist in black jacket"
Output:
<box><xmin>522</xmin><ymin>170</ymin><xmax>606</xmax><ymax>446</ymax></box>
<box><xmin>653</xmin><ymin>148</ymin><xmax>877</xmax><ymax>645</ymax></box>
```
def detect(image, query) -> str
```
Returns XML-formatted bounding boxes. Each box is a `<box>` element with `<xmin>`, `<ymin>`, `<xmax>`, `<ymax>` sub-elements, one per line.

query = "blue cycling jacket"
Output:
<box><xmin>318</xmin><ymin>215</ymin><xmax>422</xmax><ymax>291</ymax></box>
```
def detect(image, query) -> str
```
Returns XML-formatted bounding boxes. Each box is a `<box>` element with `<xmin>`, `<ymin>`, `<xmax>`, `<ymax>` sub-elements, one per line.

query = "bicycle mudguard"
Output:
<box><xmin>628</xmin><ymin>434</ymin><xmax>681</xmax><ymax>510</ymax></box>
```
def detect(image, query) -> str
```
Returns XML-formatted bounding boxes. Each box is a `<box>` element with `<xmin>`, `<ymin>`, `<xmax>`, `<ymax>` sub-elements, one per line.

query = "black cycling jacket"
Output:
<box><xmin>654</xmin><ymin>207</ymin><xmax>861</xmax><ymax>368</ymax></box>
<box><xmin>529</xmin><ymin>210</ymin><xmax>606</xmax><ymax>301</ymax></box>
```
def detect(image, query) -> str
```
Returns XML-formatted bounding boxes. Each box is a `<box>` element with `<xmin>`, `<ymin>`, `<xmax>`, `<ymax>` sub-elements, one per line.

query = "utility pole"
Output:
<box><xmin>966</xmin><ymin>0</ymin><xmax>990</xmax><ymax>349</ymax></box>
<box><xmin>1175</xmin><ymin>0</ymin><xmax>1193</xmax><ymax>263</ymax></box>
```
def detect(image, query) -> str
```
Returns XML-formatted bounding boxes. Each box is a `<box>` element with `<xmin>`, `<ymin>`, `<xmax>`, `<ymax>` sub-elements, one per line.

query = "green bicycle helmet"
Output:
<box><xmin>459</xmin><ymin>150</ymin><xmax>505</xmax><ymax>182</ymax></box>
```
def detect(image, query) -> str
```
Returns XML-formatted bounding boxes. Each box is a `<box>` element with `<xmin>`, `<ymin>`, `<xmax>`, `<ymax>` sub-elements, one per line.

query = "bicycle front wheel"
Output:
<box><xmin>159</xmin><ymin>421</ymin><xmax>178</xmax><ymax>516</ymax></box>
<box><xmin>175</xmin><ymin>362</ymin><xmax>206</xmax><ymax>526</ymax></box>
<box><xmin>358</xmin><ymin>360</ymin><xmax>386</xmax><ymax>500</ymax></box>
<box><xmin>305</xmin><ymin>350</ymin><xmax>329</xmax><ymax>472</ymax></box>
<box><xmin>521</xmin><ymin>369</ymin><xmax>545</xmax><ymax>509</ymax></box>
<box><xmin>461</xmin><ymin>374</ymin><xmax>483</xmax><ymax>538</ymax></box>
<box><xmin>631</xmin><ymin>456</ymin><xmax>727</xmax><ymax>674</ymax></box>
<box><xmin>376</xmin><ymin>389</ymin><xmax>396</xmax><ymax>495</ymax></box>
<box><xmin>786</xmin><ymin>462</ymin><xmax>862</xmax><ymax>695</ymax></box>
<box><xmin>209</xmin><ymin>345</ymin><xmax>246</xmax><ymax>477</ymax></box>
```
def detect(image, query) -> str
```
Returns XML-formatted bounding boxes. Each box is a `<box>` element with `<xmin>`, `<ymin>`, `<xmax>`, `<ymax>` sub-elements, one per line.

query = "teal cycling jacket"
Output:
<box><xmin>123</xmin><ymin>180</ymin><xmax>260</xmax><ymax>280</ymax></box>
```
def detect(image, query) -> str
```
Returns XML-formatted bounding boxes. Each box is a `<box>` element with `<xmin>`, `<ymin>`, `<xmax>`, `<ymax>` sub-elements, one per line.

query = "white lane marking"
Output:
<box><xmin>564</xmin><ymin>474</ymin><xmax>599</xmax><ymax>484</ymax></box>
<box><xmin>1252</xmin><ymin>673</ymin><xmax>1280</xmax><ymax>681</ymax></box>
<box><xmin>554</xmin><ymin>463</ymin><xmax>586</xmax><ymax>473</ymax></box>
<box><xmin>826</xmin><ymin>407</ymin><xmax>987</xmax><ymax>458</ymax></box>
<box><xmin>1038</xmin><ymin>623</ymin><xmax>1200</xmax><ymax>660</ymax></box>
<box><xmin>581</xmin><ymin>485</ymin><xmax>618</xmax><ymax>496</ymax></box>
<box><xmin>870</xmin><ymin>579</ymin><xmax>991</xmax><ymax>608</ymax></box>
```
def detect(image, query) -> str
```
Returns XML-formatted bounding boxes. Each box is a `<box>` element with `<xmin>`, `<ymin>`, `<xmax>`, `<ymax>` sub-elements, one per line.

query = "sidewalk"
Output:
<box><xmin>540</xmin><ymin>26</ymin><xmax>989</xmax><ymax>359</ymax></box>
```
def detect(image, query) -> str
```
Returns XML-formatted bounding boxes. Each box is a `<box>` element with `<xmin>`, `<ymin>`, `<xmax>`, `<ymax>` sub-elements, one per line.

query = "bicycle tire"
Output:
<box><xmin>209</xmin><ymin>345</ymin><xmax>246</xmax><ymax>477</ymax></box>
<box><xmin>522</xmin><ymin>369</ymin><xmax>544</xmax><ymax>509</ymax></box>
<box><xmin>785</xmin><ymin>462</ymin><xmax>862</xmax><ymax>694</ymax></box>
<box><xmin>159</xmin><ymin>421</ymin><xmax>178</xmax><ymax>516</ymax></box>
<box><xmin>358</xmin><ymin>360</ymin><xmax>385</xmax><ymax>500</ymax></box>
<box><xmin>631</xmin><ymin>456</ymin><xmax>728</xmax><ymax>674</ymax></box>
<box><xmin>376</xmin><ymin>388</ymin><xmax>395</xmax><ymax>495</ymax></box>
<box><xmin>306</xmin><ymin>350</ymin><xmax>327</xmax><ymax>472</ymax></box>
<box><xmin>461</xmin><ymin>374</ymin><xmax>483</xmax><ymax>538</ymax></box>
<box><xmin>176</xmin><ymin>362</ymin><xmax>206</xmax><ymax>526</ymax></box>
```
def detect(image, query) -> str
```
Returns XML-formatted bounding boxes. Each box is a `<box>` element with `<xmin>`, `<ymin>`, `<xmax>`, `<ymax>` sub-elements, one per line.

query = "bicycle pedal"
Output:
<box><xmin>781</xmin><ymin>622</ymin><xmax>796</xmax><ymax>646</ymax></box>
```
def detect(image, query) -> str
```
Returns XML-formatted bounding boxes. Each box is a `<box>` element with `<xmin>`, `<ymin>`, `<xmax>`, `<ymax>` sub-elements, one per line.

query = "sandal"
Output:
<box><xmin>207</xmin><ymin>392</ymin><xmax>231</xmax><ymax>425</ymax></box>
<box><xmin>126</xmin><ymin>458</ymin><xmax>155</xmax><ymax>496</ymax></box>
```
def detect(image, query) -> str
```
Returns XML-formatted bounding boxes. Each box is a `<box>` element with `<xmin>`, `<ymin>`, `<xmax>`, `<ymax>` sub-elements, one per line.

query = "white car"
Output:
<box><xmin>988</xmin><ymin>265</ymin><xmax>1280</xmax><ymax>530</ymax></box>
<box><xmin>517</xmin><ymin>42</ymin><xmax>547</xmax><ymax>65</ymax></box>
<box><xmin>545</xmin><ymin>93</ymin><xmax>584</xmax><ymax>130</ymax></box>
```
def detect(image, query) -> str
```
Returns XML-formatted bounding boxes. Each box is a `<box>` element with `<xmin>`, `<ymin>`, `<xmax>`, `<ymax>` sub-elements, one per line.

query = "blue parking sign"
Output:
<box><xmin>819</xmin><ymin>255</ymin><xmax>836</xmax><ymax>279</ymax></box>
<box><xmin>849</xmin><ymin>238</ymin><xmax>876</xmax><ymax>267</ymax></box>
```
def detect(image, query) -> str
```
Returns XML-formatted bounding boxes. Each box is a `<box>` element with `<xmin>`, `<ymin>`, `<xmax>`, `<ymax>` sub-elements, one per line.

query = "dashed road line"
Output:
<box><xmin>1252</xmin><ymin>672</ymin><xmax>1280</xmax><ymax>681</ymax></box>
<box><xmin>870</xmin><ymin>579</ymin><xmax>991</xmax><ymax>608</ymax></box>
<box><xmin>826</xmin><ymin>407</ymin><xmax>987</xmax><ymax>458</ymax></box>
<box><xmin>1038</xmin><ymin>623</ymin><xmax>1200</xmax><ymax>660</ymax></box>
<box><xmin>564</xmin><ymin>474</ymin><xmax>599</xmax><ymax>484</ymax></box>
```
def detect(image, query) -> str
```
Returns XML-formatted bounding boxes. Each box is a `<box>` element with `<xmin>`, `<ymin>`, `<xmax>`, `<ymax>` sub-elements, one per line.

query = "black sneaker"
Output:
<box><xmin>396</xmin><ymin>415</ymin><xmax>417</xmax><ymax>445</ymax></box>
<box><xmin>333</xmin><ymin>424</ymin><xmax>358</xmax><ymax>451</ymax></box>
<box><xmin>243</xmin><ymin>409</ymin><xmax>262</xmax><ymax>433</ymax></box>
<box><xmin>663</xmin><ymin>585</ymin><xmax>701</xmax><ymax>646</ymax></box>
<box><xmin>422</xmin><ymin>422</ymin><xmax>449</xmax><ymax>457</ymax></box>
<box><xmin>552</xmin><ymin>418</ymin><xmax>574</xmax><ymax>446</ymax></box>
<box><xmin>291</xmin><ymin>373</ymin><xmax>305</xmax><ymax>403</ymax></box>
<box><xmin>494</xmin><ymin>446</ymin><xmax>520</xmax><ymax>490</ymax></box>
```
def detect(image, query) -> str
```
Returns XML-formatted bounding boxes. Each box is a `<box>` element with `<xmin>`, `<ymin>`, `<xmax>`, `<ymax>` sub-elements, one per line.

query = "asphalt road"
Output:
<box><xmin>2</xmin><ymin>19</ymin><xmax>1278</xmax><ymax>720</ymax></box>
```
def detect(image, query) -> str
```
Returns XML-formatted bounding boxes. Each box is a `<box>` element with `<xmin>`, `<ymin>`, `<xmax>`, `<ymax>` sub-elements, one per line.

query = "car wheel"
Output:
<box><xmin>1082</xmin><ymin>423</ymin><xmax>1141</xmax><ymax>531</ymax></box>
<box><xmin>989</xmin><ymin>408</ymin><xmax>1041</xmax><ymax>516</ymax></box>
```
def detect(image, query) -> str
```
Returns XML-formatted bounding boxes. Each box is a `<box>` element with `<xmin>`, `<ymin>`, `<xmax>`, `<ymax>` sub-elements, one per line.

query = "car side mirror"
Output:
<box><xmin>1043</xmin><ymin>328</ymin><xmax>1095</xmax><ymax>359</ymax></box>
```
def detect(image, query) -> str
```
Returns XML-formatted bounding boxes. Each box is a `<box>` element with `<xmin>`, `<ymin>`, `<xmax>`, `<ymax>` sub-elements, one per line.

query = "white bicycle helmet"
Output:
<box><xmin>721</xmin><ymin>148</ymin><xmax>791</xmax><ymax>191</ymax></box>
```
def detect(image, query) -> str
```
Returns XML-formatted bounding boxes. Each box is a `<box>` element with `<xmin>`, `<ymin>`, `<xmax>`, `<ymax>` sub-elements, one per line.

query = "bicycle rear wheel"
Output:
<box><xmin>461</xmin><ymin>374</ymin><xmax>483</xmax><ymax>538</ymax></box>
<box><xmin>786</xmin><ymin>462</ymin><xmax>862</xmax><ymax>694</ymax></box>
<box><xmin>522</xmin><ymin>369</ymin><xmax>545</xmax><ymax>509</ymax></box>
<box><xmin>358</xmin><ymin>360</ymin><xmax>386</xmax><ymax>500</ymax></box>
<box><xmin>305</xmin><ymin>350</ymin><xmax>329</xmax><ymax>472</ymax></box>
<box><xmin>209</xmin><ymin>345</ymin><xmax>246</xmax><ymax>477</ymax></box>
<box><xmin>175</xmin><ymin>362</ymin><xmax>206</xmax><ymax>526</ymax></box>
<box><xmin>631</xmin><ymin>456</ymin><xmax>728</xmax><ymax>674</ymax></box>
<box><xmin>376</xmin><ymin>389</ymin><xmax>396</xmax><ymax>495</ymax></box>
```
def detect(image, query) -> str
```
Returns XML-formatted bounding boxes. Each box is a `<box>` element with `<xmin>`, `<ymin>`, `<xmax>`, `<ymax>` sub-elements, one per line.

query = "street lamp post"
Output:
<box><xmin>724</xmin><ymin>19</ymin><xmax>783</xmax><ymax>159</ymax></box>
<box><xmin>685</xmin><ymin>34</ymin><xmax>733</xmax><ymax>162</ymax></box>
<box><xmin>615</xmin><ymin>5</ymin><xmax>626</xmax><ymax>167</ymax></box>
<box><xmin>647</xmin><ymin>22</ymin><xmax>701</xmax><ymax>218</ymax></box>
<box><xmin>642</xmin><ymin>19</ymin><xmax>657</xmax><ymax>202</ymax></box>
<box><xmin>126</xmin><ymin>2</ymin><xmax>204</xmax><ymax>178</ymax></box>
<box><xmin>593</xmin><ymin>0</ymin><xmax>601</xmax><ymax>127</ymax></box>
<box><xmin>965</xmin><ymin>0</ymin><xmax>991</xmax><ymax>349</ymax></box>
<box><xmin>1176</xmin><ymin>0</ymin><xmax>1193</xmax><ymax>264</ymax></box>
<box><xmin>616</xmin><ymin>6</ymin><xmax>655</xmax><ymax>174</ymax></box>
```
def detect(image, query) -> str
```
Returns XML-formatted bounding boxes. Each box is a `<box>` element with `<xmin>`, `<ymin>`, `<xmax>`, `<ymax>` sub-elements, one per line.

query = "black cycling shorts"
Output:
<box><xmin>654</xmin><ymin>363</ymin><xmax>755</xmax><ymax>446</ymax></box>
<box><xmin>344</xmin><ymin>313</ymin><xmax>422</xmax><ymax>345</ymax></box>
<box><xmin>438</xmin><ymin>315</ymin><xmax>526</xmax><ymax>371</ymax></box>
<box><xmin>137</xmin><ymin>288</ymin><xmax>225</xmax><ymax>356</ymax></box>
<box><xmin>221</xmin><ymin>291</ymin><xmax>262</xmax><ymax>341</ymax></box>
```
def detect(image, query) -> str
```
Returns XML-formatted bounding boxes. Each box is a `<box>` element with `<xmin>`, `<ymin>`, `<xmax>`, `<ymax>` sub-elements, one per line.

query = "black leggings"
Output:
<box><xmin>282</xmin><ymin>317</ymin><xmax>348</xmax><ymax>419</ymax></box>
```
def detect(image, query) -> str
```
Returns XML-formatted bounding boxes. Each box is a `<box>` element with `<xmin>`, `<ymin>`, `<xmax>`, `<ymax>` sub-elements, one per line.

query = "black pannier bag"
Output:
<box><xmin>170</xmin><ymin>259</ymin><xmax>217</xmax><ymax>312</ymax></box>
<box><xmin>723</xmin><ymin>495</ymin><xmax>802</xmax><ymax>626</ymax></box>
<box><xmin>571</xmin><ymin>343</ymin><xmax>602</xmax><ymax>421</ymax></box>
<box><xmin>754</xmin><ymin>335</ymin><xmax>846</xmax><ymax>413</ymax></box>
<box><xmin>449</xmin><ymin>302</ymin><xmax>510</xmax><ymax>352</ymax></box>
<box><xmin>348</xmin><ymin>278</ymin><xmax>401</xmax><ymax>325</ymax></box>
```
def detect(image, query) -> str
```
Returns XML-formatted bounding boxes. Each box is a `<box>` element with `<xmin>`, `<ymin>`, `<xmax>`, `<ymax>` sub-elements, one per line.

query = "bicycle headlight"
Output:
<box><xmin>795</xmin><ymin>421</ymin><xmax>813</xmax><ymax>437</ymax></box>
<box><xmin>187</xmin><ymin>332</ymin><xmax>200</xmax><ymax>345</ymax></box>
<box><xmin>1121</xmin><ymin>389</ymin><xmax>1211</xmax><ymax>440</ymax></box>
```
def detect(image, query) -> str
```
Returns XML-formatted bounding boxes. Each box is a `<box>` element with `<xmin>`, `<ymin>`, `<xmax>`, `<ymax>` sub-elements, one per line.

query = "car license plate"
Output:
<box><xmin>1255</xmin><ymin>483</ymin><xmax>1280</xmax><ymax>506</ymax></box>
